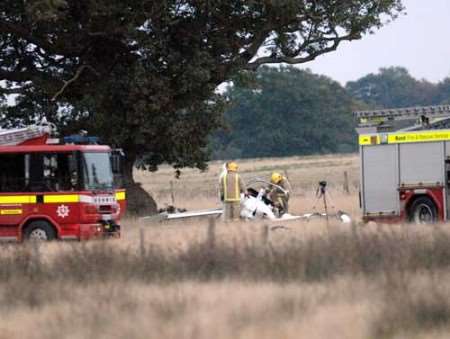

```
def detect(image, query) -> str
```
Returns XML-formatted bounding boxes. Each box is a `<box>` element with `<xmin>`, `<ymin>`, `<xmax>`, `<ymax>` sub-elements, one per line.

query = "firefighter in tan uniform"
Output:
<box><xmin>268</xmin><ymin>172</ymin><xmax>292</xmax><ymax>216</ymax></box>
<box><xmin>219</xmin><ymin>162</ymin><xmax>246</xmax><ymax>221</ymax></box>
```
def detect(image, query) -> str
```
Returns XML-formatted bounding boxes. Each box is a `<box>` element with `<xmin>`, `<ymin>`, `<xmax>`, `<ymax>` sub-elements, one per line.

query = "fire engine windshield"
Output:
<box><xmin>81</xmin><ymin>152</ymin><xmax>114</xmax><ymax>190</ymax></box>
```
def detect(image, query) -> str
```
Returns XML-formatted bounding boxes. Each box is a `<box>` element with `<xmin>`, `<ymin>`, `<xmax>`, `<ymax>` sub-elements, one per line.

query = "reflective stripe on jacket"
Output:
<box><xmin>221</xmin><ymin>172</ymin><xmax>244</xmax><ymax>202</ymax></box>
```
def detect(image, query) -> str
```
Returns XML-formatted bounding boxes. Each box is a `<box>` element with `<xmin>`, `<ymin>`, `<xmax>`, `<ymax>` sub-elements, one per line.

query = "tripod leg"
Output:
<box><xmin>311</xmin><ymin>192</ymin><xmax>323</xmax><ymax>211</ymax></box>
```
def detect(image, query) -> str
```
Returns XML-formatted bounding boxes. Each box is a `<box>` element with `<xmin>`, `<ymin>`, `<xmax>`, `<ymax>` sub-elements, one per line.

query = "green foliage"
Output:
<box><xmin>346</xmin><ymin>67</ymin><xmax>441</xmax><ymax>108</ymax></box>
<box><xmin>0</xmin><ymin>0</ymin><xmax>404</xmax><ymax>175</ymax></box>
<box><xmin>212</xmin><ymin>66</ymin><xmax>359</xmax><ymax>159</ymax></box>
<box><xmin>436</xmin><ymin>79</ymin><xmax>450</xmax><ymax>105</ymax></box>
<box><xmin>212</xmin><ymin>66</ymin><xmax>450</xmax><ymax>160</ymax></box>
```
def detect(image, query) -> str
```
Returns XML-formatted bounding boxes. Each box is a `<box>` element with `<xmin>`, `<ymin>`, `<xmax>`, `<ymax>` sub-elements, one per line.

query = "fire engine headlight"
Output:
<box><xmin>96</xmin><ymin>226</ymin><xmax>102</xmax><ymax>232</ymax></box>
<box><xmin>112</xmin><ymin>204</ymin><xmax>119</xmax><ymax>214</ymax></box>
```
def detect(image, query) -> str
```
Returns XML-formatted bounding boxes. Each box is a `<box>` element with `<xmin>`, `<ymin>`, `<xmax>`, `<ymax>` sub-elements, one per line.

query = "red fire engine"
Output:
<box><xmin>0</xmin><ymin>123</ymin><xmax>126</xmax><ymax>241</ymax></box>
<box><xmin>356</xmin><ymin>105</ymin><xmax>450</xmax><ymax>224</ymax></box>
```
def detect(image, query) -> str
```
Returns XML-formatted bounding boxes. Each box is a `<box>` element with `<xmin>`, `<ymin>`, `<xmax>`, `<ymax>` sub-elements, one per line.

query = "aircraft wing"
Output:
<box><xmin>141</xmin><ymin>208</ymin><xmax>223</xmax><ymax>221</ymax></box>
<box><xmin>166</xmin><ymin>208</ymin><xmax>223</xmax><ymax>220</ymax></box>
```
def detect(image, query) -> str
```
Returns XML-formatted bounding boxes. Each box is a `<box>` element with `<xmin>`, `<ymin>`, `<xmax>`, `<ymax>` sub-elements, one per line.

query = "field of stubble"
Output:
<box><xmin>1</xmin><ymin>153</ymin><xmax>450</xmax><ymax>339</ymax></box>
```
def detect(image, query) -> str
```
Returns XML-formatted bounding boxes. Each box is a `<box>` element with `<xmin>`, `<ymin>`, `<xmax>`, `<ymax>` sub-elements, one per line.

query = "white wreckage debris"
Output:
<box><xmin>240</xmin><ymin>186</ymin><xmax>351</xmax><ymax>223</ymax></box>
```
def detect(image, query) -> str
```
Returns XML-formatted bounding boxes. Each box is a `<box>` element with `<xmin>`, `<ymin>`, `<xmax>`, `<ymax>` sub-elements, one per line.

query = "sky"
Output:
<box><xmin>298</xmin><ymin>0</ymin><xmax>450</xmax><ymax>85</ymax></box>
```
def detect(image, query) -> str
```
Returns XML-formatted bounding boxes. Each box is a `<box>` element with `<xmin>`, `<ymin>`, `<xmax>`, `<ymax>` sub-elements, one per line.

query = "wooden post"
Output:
<box><xmin>170</xmin><ymin>180</ymin><xmax>176</xmax><ymax>206</ymax></box>
<box><xmin>32</xmin><ymin>240</ymin><xmax>41</xmax><ymax>267</ymax></box>
<box><xmin>343</xmin><ymin>171</ymin><xmax>350</xmax><ymax>194</ymax></box>
<box><xmin>323</xmin><ymin>192</ymin><xmax>329</xmax><ymax>229</ymax></box>
<box><xmin>139</xmin><ymin>227</ymin><xmax>145</xmax><ymax>257</ymax></box>
<box><xmin>207</xmin><ymin>217</ymin><xmax>216</xmax><ymax>251</ymax></box>
<box><xmin>351</xmin><ymin>221</ymin><xmax>358</xmax><ymax>239</ymax></box>
<box><xmin>261</xmin><ymin>224</ymin><xmax>269</xmax><ymax>246</ymax></box>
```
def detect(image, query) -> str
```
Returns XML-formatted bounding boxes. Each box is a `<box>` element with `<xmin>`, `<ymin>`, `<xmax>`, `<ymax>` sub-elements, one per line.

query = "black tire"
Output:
<box><xmin>24</xmin><ymin>221</ymin><xmax>57</xmax><ymax>241</ymax></box>
<box><xmin>408</xmin><ymin>196</ymin><xmax>438</xmax><ymax>224</ymax></box>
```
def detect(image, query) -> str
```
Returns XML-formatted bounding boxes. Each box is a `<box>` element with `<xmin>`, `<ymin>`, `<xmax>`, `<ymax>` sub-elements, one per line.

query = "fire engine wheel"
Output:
<box><xmin>24</xmin><ymin>221</ymin><xmax>57</xmax><ymax>241</ymax></box>
<box><xmin>409</xmin><ymin>197</ymin><xmax>438</xmax><ymax>224</ymax></box>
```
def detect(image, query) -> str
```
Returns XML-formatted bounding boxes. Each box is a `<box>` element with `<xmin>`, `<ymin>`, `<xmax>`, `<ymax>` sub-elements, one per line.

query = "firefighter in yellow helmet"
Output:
<box><xmin>219</xmin><ymin>161</ymin><xmax>246</xmax><ymax>221</ymax></box>
<box><xmin>268</xmin><ymin>172</ymin><xmax>292</xmax><ymax>216</ymax></box>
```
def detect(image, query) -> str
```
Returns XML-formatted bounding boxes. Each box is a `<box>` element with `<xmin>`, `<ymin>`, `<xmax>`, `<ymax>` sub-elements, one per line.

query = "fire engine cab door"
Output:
<box><xmin>362</xmin><ymin>144</ymin><xmax>400</xmax><ymax>215</ymax></box>
<box><xmin>0</xmin><ymin>154</ymin><xmax>27</xmax><ymax>228</ymax></box>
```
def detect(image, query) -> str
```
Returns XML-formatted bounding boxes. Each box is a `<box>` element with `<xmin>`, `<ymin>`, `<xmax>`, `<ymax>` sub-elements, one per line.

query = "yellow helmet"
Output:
<box><xmin>271</xmin><ymin>172</ymin><xmax>283</xmax><ymax>184</ymax></box>
<box><xmin>227</xmin><ymin>162</ymin><xmax>238</xmax><ymax>172</ymax></box>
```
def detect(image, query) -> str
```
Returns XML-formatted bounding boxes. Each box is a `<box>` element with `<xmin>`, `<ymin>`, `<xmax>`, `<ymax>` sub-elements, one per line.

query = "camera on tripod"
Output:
<box><xmin>318</xmin><ymin>180</ymin><xmax>327</xmax><ymax>195</ymax></box>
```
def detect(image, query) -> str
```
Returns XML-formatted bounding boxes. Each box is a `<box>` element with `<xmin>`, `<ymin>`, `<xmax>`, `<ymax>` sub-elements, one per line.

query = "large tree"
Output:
<box><xmin>0</xmin><ymin>0</ymin><xmax>403</xmax><ymax>213</ymax></box>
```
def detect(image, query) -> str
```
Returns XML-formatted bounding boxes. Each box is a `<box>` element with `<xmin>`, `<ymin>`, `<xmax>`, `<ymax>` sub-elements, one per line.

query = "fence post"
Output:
<box><xmin>351</xmin><ymin>221</ymin><xmax>358</xmax><ymax>239</ymax></box>
<box><xmin>139</xmin><ymin>227</ymin><xmax>145</xmax><ymax>257</ymax></box>
<box><xmin>261</xmin><ymin>224</ymin><xmax>269</xmax><ymax>246</ymax></box>
<box><xmin>32</xmin><ymin>240</ymin><xmax>41</xmax><ymax>269</ymax></box>
<box><xmin>207</xmin><ymin>217</ymin><xmax>216</xmax><ymax>251</ymax></box>
<box><xmin>170</xmin><ymin>180</ymin><xmax>176</xmax><ymax>206</ymax></box>
<box><xmin>343</xmin><ymin>171</ymin><xmax>350</xmax><ymax>194</ymax></box>
<box><xmin>283</xmin><ymin>168</ymin><xmax>290</xmax><ymax>180</ymax></box>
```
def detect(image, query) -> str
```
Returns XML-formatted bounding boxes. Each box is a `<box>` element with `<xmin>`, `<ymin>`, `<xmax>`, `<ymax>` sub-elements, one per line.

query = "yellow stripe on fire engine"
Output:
<box><xmin>0</xmin><ymin>195</ymin><xmax>36</xmax><ymax>204</ymax></box>
<box><xmin>359</xmin><ymin>130</ymin><xmax>450</xmax><ymax>146</ymax></box>
<box><xmin>359</xmin><ymin>135</ymin><xmax>380</xmax><ymax>145</ymax></box>
<box><xmin>0</xmin><ymin>209</ymin><xmax>23</xmax><ymax>215</ymax></box>
<box><xmin>43</xmin><ymin>194</ymin><xmax>80</xmax><ymax>203</ymax></box>
<box><xmin>387</xmin><ymin>130</ymin><xmax>450</xmax><ymax>144</ymax></box>
<box><xmin>115</xmin><ymin>191</ymin><xmax>126</xmax><ymax>201</ymax></box>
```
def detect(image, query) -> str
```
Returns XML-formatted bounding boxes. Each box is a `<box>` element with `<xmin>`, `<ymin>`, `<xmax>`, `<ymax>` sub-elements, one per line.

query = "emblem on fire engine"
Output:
<box><xmin>57</xmin><ymin>204</ymin><xmax>70</xmax><ymax>218</ymax></box>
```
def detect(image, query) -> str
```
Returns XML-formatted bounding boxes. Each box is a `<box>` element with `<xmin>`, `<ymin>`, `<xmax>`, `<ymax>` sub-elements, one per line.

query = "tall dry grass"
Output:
<box><xmin>3</xmin><ymin>220</ymin><xmax>450</xmax><ymax>283</ymax></box>
<box><xmin>1</xmin><ymin>218</ymin><xmax>450</xmax><ymax>338</ymax></box>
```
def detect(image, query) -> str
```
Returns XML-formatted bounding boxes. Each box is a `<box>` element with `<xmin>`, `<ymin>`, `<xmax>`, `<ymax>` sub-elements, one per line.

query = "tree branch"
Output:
<box><xmin>245</xmin><ymin>34</ymin><xmax>354</xmax><ymax>70</ymax></box>
<box><xmin>51</xmin><ymin>65</ymin><xmax>99</xmax><ymax>101</ymax></box>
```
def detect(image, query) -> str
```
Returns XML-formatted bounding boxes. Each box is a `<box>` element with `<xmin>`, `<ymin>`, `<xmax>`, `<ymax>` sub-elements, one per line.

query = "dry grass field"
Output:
<box><xmin>2</xmin><ymin>153</ymin><xmax>450</xmax><ymax>339</ymax></box>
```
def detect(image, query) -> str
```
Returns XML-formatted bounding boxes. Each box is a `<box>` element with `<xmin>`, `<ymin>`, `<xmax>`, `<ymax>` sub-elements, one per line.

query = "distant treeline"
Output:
<box><xmin>211</xmin><ymin>66</ymin><xmax>450</xmax><ymax>159</ymax></box>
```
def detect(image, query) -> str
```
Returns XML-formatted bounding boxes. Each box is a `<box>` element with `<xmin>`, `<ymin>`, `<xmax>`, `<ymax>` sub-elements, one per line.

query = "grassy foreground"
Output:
<box><xmin>1</xmin><ymin>154</ymin><xmax>450</xmax><ymax>338</ymax></box>
<box><xmin>1</xmin><ymin>220</ymin><xmax>450</xmax><ymax>339</ymax></box>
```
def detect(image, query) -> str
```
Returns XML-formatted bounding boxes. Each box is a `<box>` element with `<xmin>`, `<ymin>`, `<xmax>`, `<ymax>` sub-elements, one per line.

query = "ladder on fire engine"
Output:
<box><xmin>355</xmin><ymin>105</ymin><xmax>450</xmax><ymax>133</ymax></box>
<box><xmin>0</xmin><ymin>123</ymin><xmax>52</xmax><ymax>146</ymax></box>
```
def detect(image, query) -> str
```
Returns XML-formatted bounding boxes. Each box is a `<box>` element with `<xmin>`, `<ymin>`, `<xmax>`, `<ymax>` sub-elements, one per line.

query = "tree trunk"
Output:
<box><xmin>122</xmin><ymin>154</ymin><xmax>157</xmax><ymax>216</ymax></box>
